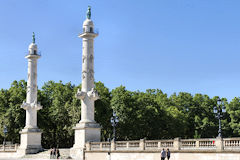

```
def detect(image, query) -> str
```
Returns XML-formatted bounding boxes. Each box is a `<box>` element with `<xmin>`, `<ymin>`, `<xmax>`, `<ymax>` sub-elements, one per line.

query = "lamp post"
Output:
<box><xmin>3</xmin><ymin>125</ymin><xmax>7</xmax><ymax>145</ymax></box>
<box><xmin>213</xmin><ymin>98</ymin><xmax>226</xmax><ymax>138</ymax></box>
<box><xmin>110</xmin><ymin>111</ymin><xmax>119</xmax><ymax>142</ymax></box>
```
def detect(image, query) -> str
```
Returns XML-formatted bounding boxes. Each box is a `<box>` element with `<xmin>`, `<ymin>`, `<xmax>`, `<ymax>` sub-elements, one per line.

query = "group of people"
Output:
<box><xmin>49</xmin><ymin>146</ymin><xmax>169</xmax><ymax>160</ymax></box>
<box><xmin>160</xmin><ymin>148</ymin><xmax>171</xmax><ymax>160</ymax></box>
<box><xmin>50</xmin><ymin>147</ymin><xmax>61</xmax><ymax>159</ymax></box>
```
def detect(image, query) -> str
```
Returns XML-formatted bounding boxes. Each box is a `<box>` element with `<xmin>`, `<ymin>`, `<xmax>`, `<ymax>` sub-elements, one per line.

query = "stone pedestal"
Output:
<box><xmin>215</xmin><ymin>136</ymin><xmax>223</xmax><ymax>152</ymax></box>
<box><xmin>17</xmin><ymin>128</ymin><xmax>42</xmax><ymax>156</ymax></box>
<box><xmin>70</xmin><ymin>122</ymin><xmax>101</xmax><ymax>159</ymax></box>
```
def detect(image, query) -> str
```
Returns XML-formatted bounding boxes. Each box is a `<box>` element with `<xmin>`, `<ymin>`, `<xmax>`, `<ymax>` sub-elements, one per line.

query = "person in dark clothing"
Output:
<box><xmin>50</xmin><ymin>148</ymin><xmax>54</xmax><ymax>159</ymax></box>
<box><xmin>161</xmin><ymin>148</ymin><xmax>166</xmax><ymax>160</ymax></box>
<box><xmin>56</xmin><ymin>148</ymin><xmax>60</xmax><ymax>159</ymax></box>
<box><xmin>167</xmin><ymin>148</ymin><xmax>171</xmax><ymax>160</ymax></box>
<box><xmin>53</xmin><ymin>148</ymin><xmax>56</xmax><ymax>159</ymax></box>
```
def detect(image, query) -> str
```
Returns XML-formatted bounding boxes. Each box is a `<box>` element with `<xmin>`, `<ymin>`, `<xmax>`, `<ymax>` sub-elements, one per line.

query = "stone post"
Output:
<box><xmin>173</xmin><ymin>137</ymin><xmax>181</xmax><ymax>151</ymax></box>
<box><xmin>85</xmin><ymin>142</ymin><xmax>91</xmax><ymax>151</ymax></box>
<box><xmin>15</xmin><ymin>144</ymin><xmax>18</xmax><ymax>151</ymax></box>
<box><xmin>111</xmin><ymin>140</ymin><xmax>116</xmax><ymax>151</ymax></box>
<box><xmin>158</xmin><ymin>141</ymin><xmax>161</xmax><ymax>149</ymax></box>
<box><xmin>139</xmin><ymin>139</ymin><xmax>145</xmax><ymax>150</ymax></box>
<box><xmin>17</xmin><ymin>33</ymin><xmax>43</xmax><ymax>156</ymax></box>
<box><xmin>215</xmin><ymin>137</ymin><xmax>223</xmax><ymax>151</ymax></box>
<box><xmin>196</xmin><ymin>139</ymin><xmax>200</xmax><ymax>149</ymax></box>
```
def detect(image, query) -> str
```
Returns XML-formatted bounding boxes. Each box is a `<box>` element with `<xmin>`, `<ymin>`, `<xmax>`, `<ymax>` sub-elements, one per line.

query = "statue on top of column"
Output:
<box><xmin>87</xmin><ymin>6</ymin><xmax>91</xmax><ymax>19</ymax></box>
<box><xmin>32</xmin><ymin>32</ymin><xmax>35</xmax><ymax>44</ymax></box>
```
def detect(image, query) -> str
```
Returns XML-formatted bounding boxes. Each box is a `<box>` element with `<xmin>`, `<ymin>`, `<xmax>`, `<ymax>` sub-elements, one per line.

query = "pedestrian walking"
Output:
<box><xmin>50</xmin><ymin>147</ymin><xmax>54</xmax><ymax>159</ymax></box>
<box><xmin>56</xmin><ymin>148</ymin><xmax>60</xmax><ymax>159</ymax></box>
<box><xmin>53</xmin><ymin>147</ymin><xmax>56</xmax><ymax>159</ymax></box>
<box><xmin>167</xmin><ymin>148</ymin><xmax>171</xmax><ymax>160</ymax></box>
<box><xmin>161</xmin><ymin>148</ymin><xmax>166</xmax><ymax>160</ymax></box>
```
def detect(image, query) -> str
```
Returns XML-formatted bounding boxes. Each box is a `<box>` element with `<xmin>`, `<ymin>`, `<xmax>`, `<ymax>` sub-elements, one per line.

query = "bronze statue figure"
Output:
<box><xmin>87</xmin><ymin>6</ymin><xmax>91</xmax><ymax>19</ymax></box>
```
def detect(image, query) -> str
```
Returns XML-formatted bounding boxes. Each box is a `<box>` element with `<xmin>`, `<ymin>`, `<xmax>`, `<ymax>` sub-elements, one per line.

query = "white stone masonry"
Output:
<box><xmin>22</xmin><ymin>44</ymin><xmax>42</xmax><ymax>128</ymax></box>
<box><xmin>77</xmin><ymin>18</ymin><xmax>99</xmax><ymax>123</ymax></box>
<box><xmin>18</xmin><ymin>34</ymin><xmax>43</xmax><ymax>155</ymax></box>
<box><xmin>71</xmin><ymin>7</ymin><xmax>101</xmax><ymax>159</ymax></box>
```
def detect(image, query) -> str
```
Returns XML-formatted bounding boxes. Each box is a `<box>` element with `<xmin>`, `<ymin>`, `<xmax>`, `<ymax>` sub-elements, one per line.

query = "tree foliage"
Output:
<box><xmin>0</xmin><ymin>80</ymin><xmax>238</xmax><ymax>148</ymax></box>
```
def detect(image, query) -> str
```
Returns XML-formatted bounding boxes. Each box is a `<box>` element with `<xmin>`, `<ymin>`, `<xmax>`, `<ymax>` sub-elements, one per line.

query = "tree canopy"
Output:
<box><xmin>0</xmin><ymin>80</ymin><xmax>237</xmax><ymax>148</ymax></box>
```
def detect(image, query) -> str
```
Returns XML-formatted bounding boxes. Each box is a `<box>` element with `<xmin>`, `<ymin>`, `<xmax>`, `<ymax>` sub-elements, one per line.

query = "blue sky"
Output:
<box><xmin>0</xmin><ymin>0</ymin><xmax>240</xmax><ymax>101</ymax></box>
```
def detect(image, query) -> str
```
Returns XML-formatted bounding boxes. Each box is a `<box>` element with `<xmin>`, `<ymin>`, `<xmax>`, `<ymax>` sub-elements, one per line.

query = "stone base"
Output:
<box><xmin>70</xmin><ymin>147</ymin><xmax>85</xmax><ymax>160</ymax></box>
<box><xmin>70</xmin><ymin>122</ymin><xmax>101</xmax><ymax>159</ymax></box>
<box><xmin>17</xmin><ymin>128</ymin><xmax>43</xmax><ymax>156</ymax></box>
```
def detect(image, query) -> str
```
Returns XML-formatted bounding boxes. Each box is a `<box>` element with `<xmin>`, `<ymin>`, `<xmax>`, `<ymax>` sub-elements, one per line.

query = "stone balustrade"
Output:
<box><xmin>0</xmin><ymin>144</ymin><xmax>19</xmax><ymax>152</ymax></box>
<box><xmin>224</xmin><ymin>137</ymin><xmax>240</xmax><ymax>150</ymax></box>
<box><xmin>86</xmin><ymin>137</ymin><xmax>240</xmax><ymax>152</ymax></box>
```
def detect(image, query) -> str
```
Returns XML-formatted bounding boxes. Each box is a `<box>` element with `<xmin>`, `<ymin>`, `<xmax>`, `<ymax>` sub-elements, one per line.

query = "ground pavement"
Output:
<box><xmin>0</xmin><ymin>149</ymin><xmax>72</xmax><ymax>160</ymax></box>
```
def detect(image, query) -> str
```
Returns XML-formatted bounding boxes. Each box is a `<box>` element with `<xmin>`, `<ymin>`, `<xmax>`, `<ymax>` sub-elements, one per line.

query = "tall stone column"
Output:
<box><xmin>70</xmin><ymin>6</ymin><xmax>101</xmax><ymax>159</ymax></box>
<box><xmin>17</xmin><ymin>32</ymin><xmax>43</xmax><ymax>155</ymax></box>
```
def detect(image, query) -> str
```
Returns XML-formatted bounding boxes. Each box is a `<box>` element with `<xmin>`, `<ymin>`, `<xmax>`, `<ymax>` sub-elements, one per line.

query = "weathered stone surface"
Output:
<box><xmin>18</xmin><ymin>40</ymin><xmax>42</xmax><ymax>156</ymax></box>
<box><xmin>71</xmin><ymin>8</ymin><xmax>101</xmax><ymax>159</ymax></box>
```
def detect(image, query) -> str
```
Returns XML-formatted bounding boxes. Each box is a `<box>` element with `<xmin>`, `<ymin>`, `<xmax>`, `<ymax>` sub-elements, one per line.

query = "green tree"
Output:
<box><xmin>94</xmin><ymin>81</ymin><xmax>112</xmax><ymax>141</ymax></box>
<box><xmin>227</xmin><ymin>97</ymin><xmax>240</xmax><ymax>136</ymax></box>
<box><xmin>111</xmin><ymin>87</ymin><xmax>168</xmax><ymax>140</ymax></box>
<box><xmin>0</xmin><ymin>80</ymin><xmax>237</xmax><ymax>147</ymax></box>
<box><xmin>169</xmin><ymin>92</ymin><xmax>194</xmax><ymax>138</ymax></box>
<box><xmin>0</xmin><ymin>80</ymin><xmax>26</xmax><ymax>144</ymax></box>
<box><xmin>192</xmin><ymin>94</ymin><xmax>216</xmax><ymax>138</ymax></box>
<box><xmin>39</xmin><ymin>81</ymin><xmax>75</xmax><ymax>148</ymax></box>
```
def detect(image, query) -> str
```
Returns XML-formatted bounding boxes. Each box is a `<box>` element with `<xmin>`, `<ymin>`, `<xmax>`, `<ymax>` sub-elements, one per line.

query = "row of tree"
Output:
<box><xmin>0</xmin><ymin>80</ymin><xmax>240</xmax><ymax>148</ymax></box>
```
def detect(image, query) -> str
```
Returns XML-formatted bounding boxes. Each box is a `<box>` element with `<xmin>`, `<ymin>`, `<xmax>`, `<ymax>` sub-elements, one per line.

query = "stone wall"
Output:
<box><xmin>0</xmin><ymin>144</ymin><xmax>18</xmax><ymax>152</ymax></box>
<box><xmin>86</xmin><ymin>137</ymin><xmax>240</xmax><ymax>152</ymax></box>
<box><xmin>85</xmin><ymin>152</ymin><xmax>240</xmax><ymax>160</ymax></box>
<box><xmin>84</xmin><ymin>137</ymin><xmax>240</xmax><ymax>160</ymax></box>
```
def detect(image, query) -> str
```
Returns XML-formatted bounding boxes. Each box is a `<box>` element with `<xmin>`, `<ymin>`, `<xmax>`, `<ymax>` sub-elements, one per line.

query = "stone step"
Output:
<box><xmin>21</xmin><ymin>149</ymin><xmax>71</xmax><ymax>159</ymax></box>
